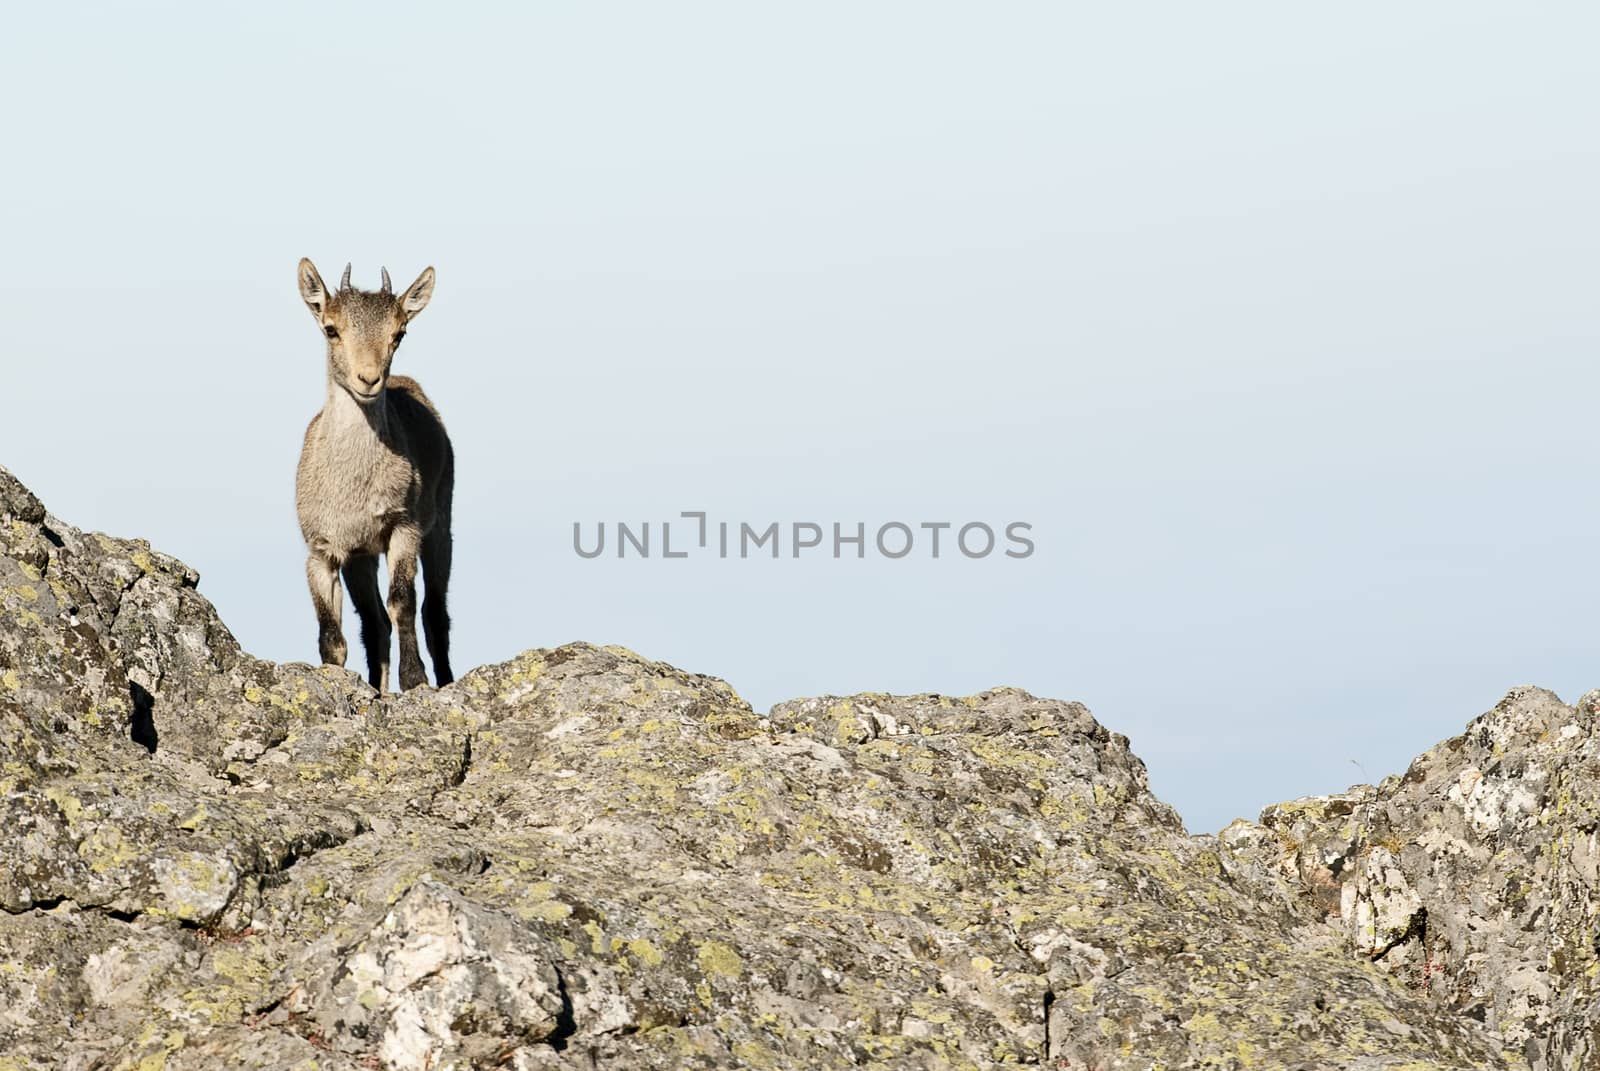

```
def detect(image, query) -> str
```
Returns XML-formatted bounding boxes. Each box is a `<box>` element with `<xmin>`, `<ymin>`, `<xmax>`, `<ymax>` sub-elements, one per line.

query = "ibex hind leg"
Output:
<box><xmin>343</xmin><ymin>555</ymin><xmax>391</xmax><ymax>692</ymax></box>
<box><xmin>421</xmin><ymin>525</ymin><xmax>453</xmax><ymax>686</ymax></box>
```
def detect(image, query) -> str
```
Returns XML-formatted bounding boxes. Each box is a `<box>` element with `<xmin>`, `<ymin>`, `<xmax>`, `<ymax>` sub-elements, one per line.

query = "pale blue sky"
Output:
<box><xmin>2</xmin><ymin>4</ymin><xmax>1596</xmax><ymax>832</ymax></box>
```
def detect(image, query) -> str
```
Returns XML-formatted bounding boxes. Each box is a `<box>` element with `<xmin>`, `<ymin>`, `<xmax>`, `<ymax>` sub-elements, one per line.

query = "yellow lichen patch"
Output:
<box><xmin>44</xmin><ymin>785</ymin><xmax>85</xmax><ymax>826</ymax></box>
<box><xmin>379</xmin><ymin>866</ymin><xmax>434</xmax><ymax>905</ymax></box>
<box><xmin>642</xmin><ymin>912</ymin><xmax>687</xmax><ymax>949</ymax></box>
<box><xmin>506</xmin><ymin>653</ymin><xmax>545</xmax><ymax>686</ymax></box>
<box><xmin>704</xmin><ymin>706</ymin><xmax>760</xmax><ymax>739</ymax></box>
<box><xmin>186</xmin><ymin>940</ymin><xmax>275</xmax><ymax>1024</ymax></box>
<box><xmin>715</xmin><ymin>785</ymin><xmax>777</xmax><ymax>837</ymax></box>
<box><xmin>697</xmin><ymin>939</ymin><xmax>743</xmax><ymax>979</ymax></box>
<box><xmin>1184</xmin><ymin>1009</ymin><xmax>1229</xmax><ymax>1046</ymax></box>
<box><xmin>1</xmin><ymin>669</ymin><xmax>18</xmax><ymax>691</ymax></box>
<box><xmin>131</xmin><ymin>1030</ymin><xmax>185</xmax><ymax>1071</ymax></box>
<box><xmin>622</xmin><ymin>765</ymin><xmax>681</xmax><ymax>804</ymax></box>
<box><xmin>523</xmin><ymin>899</ymin><xmax>573</xmax><ymax>924</ymax></box>
<box><xmin>969</xmin><ymin>736</ymin><xmax>1055</xmax><ymax>773</ymax></box>
<box><xmin>909</xmin><ymin>1001</ymin><xmax>954</xmax><ymax>1025</ymax></box>
<box><xmin>625</xmin><ymin>937</ymin><xmax>665</xmax><ymax>967</ymax></box>
<box><xmin>596</xmin><ymin>740</ymin><xmax>643</xmax><ymax>763</ymax></box>
<box><xmin>827</xmin><ymin>701</ymin><xmax>865</xmax><ymax>745</ymax></box>
<box><xmin>730</xmin><ymin>1040</ymin><xmax>781</xmax><ymax>1069</ymax></box>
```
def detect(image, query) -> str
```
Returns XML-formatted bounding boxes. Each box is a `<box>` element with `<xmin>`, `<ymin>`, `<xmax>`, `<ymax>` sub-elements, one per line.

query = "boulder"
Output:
<box><xmin>0</xmin><ymin>462</ymin><xmax>1579</xmax><ymax>1069</ymax></box>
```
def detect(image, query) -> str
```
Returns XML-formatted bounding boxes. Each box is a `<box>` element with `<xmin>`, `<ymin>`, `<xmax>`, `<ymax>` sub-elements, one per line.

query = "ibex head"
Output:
<box><xmin>297</xmin><ymin>259</ymin><xmax>435</xmax><ymax>405</ymax></box>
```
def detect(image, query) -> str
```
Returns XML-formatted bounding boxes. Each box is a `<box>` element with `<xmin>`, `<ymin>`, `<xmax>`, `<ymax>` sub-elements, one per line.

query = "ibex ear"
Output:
<box><xmin>399</xmin><ymin>266</ymin><xmax>435</xmax><ymax>321</ymax></box>
<box><xmin>298</xmin><ymin>258</ymin><xmax>330</xmax><ymax>318</ymax></box>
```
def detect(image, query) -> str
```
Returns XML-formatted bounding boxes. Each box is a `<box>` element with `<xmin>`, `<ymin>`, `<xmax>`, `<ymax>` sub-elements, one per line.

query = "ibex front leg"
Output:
<box><xmin>343</xmin><ymin>555</ymin><xmax>391</xmax><ymax>692</ymax></box>
<box><xmin>386</xmin><ymin>524</ymin><xmax>428</xmax><ymax>690</ymax></box>
<box><xmin>306</xmin><ymin>552</ymin><xmax>347</xmax><ymax>668</ymax></box>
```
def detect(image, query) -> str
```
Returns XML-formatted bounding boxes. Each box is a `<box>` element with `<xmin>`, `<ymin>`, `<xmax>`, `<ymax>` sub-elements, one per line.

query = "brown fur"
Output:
<box><xmin>294</xmin><ymin>259</ymin><xmax>454</xmax><ymax>692</ymax></box>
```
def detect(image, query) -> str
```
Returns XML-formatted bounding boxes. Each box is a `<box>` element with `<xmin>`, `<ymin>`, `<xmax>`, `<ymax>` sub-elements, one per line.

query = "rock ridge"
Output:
<box><xmin>1</xmin><ymin>462</ymin><xmax>1593</xmax><ymax>1069</ymax></box>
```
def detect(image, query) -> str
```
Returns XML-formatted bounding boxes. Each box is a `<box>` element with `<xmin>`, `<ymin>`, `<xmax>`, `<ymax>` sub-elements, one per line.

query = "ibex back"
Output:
<box><xmin>295</xmin><ymin>259</ymin><xmax>454</xmax><ymax>692</ymax></box>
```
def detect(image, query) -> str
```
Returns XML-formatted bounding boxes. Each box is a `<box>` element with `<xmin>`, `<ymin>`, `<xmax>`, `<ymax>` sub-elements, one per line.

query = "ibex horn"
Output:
<box><xmin>381</xmin><ymin>267</ymin><xmax>392</xmax><ymax>294</ymax></box>
<box><xmin>340</xmin><ymin>263</ymin><xmax>352</xmax><ymax>292</ymax></box>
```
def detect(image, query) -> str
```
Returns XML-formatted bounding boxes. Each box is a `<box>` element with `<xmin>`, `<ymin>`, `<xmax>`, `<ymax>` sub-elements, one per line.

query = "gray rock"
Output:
<box><xmin>1226</xmin><ymin>685</ymin><xmax>1600</xmax><ymax>1070</ymax></box>
<box><xmin>0</xmin><ymin>461</ymin><xmax>1574</xmax><ymax>1069</ymax></box>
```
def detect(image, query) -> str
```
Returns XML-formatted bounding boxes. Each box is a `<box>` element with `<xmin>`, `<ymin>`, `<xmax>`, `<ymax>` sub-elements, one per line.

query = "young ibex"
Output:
<box><xmin>295</xmin><ymin>259</ymin><xmax>454</xmax><ymax>693</ymax></box>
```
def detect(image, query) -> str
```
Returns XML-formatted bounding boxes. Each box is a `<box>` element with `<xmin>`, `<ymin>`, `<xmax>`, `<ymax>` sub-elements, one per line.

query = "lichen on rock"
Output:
<box><xmin>0</xmin><ymin>461</ymin><xmax>1584</xmax><ymax>1069</ymax></box>
<box><xmin>1226</xmin><ymin>685</ymin><xmax>1600</xmax><ymax>1070</ymax></box>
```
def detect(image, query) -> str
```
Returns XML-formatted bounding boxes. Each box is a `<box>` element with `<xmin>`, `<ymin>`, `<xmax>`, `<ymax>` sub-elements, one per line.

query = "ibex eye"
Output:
<box><xmin>323</xmin><ymin>325</ymin><xmax>339</xmax><ymax>340</ymax></box>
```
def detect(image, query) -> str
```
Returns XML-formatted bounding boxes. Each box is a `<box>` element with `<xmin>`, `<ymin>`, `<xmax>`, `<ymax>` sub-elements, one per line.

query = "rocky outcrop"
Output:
<box><xmin>1224</xmin><ymin>686</ymin><xmax>1600</xmax><ymax>1070</ymax></box>
<box><xmin>0</xmin><ymin>461</ymin><xmax>1589</xmax><ymax>1069</ymax></box>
